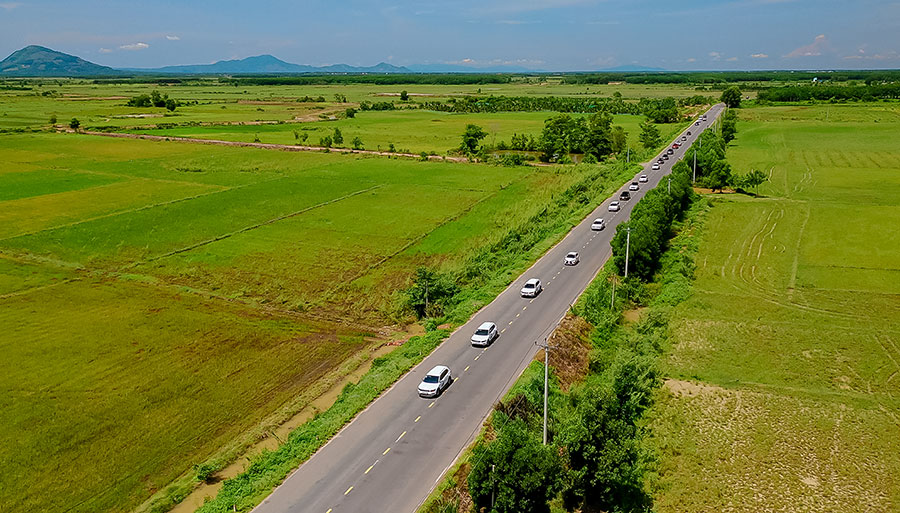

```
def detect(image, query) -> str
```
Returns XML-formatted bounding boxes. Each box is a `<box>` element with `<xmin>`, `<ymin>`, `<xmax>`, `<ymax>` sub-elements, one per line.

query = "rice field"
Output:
<box><xmin>650</xmin><ymin>103</ymin><xmax>900</xmax><ymax>512</ymax></box>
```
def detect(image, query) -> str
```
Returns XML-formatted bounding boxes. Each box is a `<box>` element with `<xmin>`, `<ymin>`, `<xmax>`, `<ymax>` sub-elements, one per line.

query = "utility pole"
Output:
<box><xmin>491</xmin><ymin>464</ymin><xmax>496</xmax><ymax>509</ymax></box>
<box><xmin>626</xmin><ymin>146</ymin><xmax>630</xmax><ymax>163</ymax></box>
<box><xmin>624</xmin><ymin>226</ymin><xmax>632</xmax><ymax>278</ymax></box>
<box><xmin>535</xmin><ymin>338</ymin><xmax>557</xmax><ymax>445</ymax></box>
<box><xmin>692</xmin><ymin>147</ymin><xmax>697</xmax><ymax>183</ymax></box>
<box><xmin>668</xmin><ymin>176</ymin><xmax>671</xmax><ymax>194</ymax></box>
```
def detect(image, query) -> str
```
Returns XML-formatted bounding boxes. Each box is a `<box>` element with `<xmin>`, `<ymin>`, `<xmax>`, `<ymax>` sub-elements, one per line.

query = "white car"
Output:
<box><xmin>590</xmin><ymin>218</ymin><xmax>605</xmax><ymax>231</ymax></box>
<box><xmin>521</xmin><ymin>278</ymin><xmax>542</xmax><ymax>297</ymax></box>
<box><xmin>418</xmin><ymin>365</ymin><xmax>451</xmax><ymax>397</ymax></box>
<box><xmin>471</xmin><ymin>322</ymin><xmax>498</xmax><ymax>346</ymax></box>
<box><xmin>565</xmin><ymin>251</ymin><xmax>579</xmax><ymax>266</ymax></box>
<box><xmin>651</xmin><ymin>163</ymin><xmax>660</xmax><ymax>171</ymax></box>
<box><xmin>608</xmin><ymin>201</ymin><xmax>620</xmax><ymax>212</ymax></box>
<box><xmin>639</xmin><ymin>174</ymin><xmax>648</xmax><ymax>183</ymax></box>
<box><xmin>629</xmin><ymin>182</ymin><xmax>640</xmax><ymax>191</ymax></box>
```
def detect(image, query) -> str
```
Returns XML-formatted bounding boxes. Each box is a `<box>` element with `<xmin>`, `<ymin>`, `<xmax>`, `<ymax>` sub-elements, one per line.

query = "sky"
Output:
<box><xmin>1</xmin><ymin>0</ymin><xmax>899</xmax><ymax>71</ymax></box>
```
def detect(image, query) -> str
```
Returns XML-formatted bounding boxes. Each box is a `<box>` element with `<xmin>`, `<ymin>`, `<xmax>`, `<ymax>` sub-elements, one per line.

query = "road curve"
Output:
<box><xmin>252</xmin><ymin>104</ymin><xmax>726</xmax><ymax>513</ymax></box>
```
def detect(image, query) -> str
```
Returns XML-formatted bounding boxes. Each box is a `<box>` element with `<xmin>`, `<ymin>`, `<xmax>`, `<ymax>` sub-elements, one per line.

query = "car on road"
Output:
<box><xmin>619</xmin><ymin>191</ymin><xmax>631</xmax><ymax>201</ymax></box>
<box><xmin>703</xmin><ymin>114</ymin><xmax>707</xmax><ymax>121</ymax></box>
<box><xmin>628</xmin><ymin>182</ymin><xmax>639</xmax><ymax>191</ymax></box>
<box><xmin>667</xmin><ymin>148</ymin><xmax>674</xmax><ymax>155</ymax></box>
<box><xmin>470</xmin><ymin>322</ymin><xmax>498</xmax><ymax>346</ymax></box>
<box><xmin>663</xmin><ymin>154</ymin><xmax>670</xmax><ymax>160</ymax></box>
<box><xmin>639</xmin><ymin>174</ymin><xmax>648</xmax><ymax>183</ymax></box>
<box><xmin>608</xmin><ymin>201</ymin><xmax>620</xmax><ymax>212</ymax></box>
<box><xmin>687</xmin><ymin>130</ymin><xmax>692</xmax><ymax>136</ymax></box>
<box><xmin>590</xmin><ymin>218</ymin><xmax>605</xmax><ymax>230</ymax></box>
<box><xmin>564</xmin><ymin>251</ymin><xmax>579</xmax><ymax>266</ymax></box>
<box><xmin>418</xmin><ymin>365</ymin><xmax>451</xmax><ymax>397</ymax></box>
<box><xmin>695</xmin><ymin>121</ymin><xmax>701</xmax><ymax>126</ymax></box>
<box><xmin>521</xmin><ymin>278</ymin><xmax>542</xmax><ymax>297</ymax></box>
<box><xmin>682</xmin><ymin>136</ymin><xmax>688</xmax><ymax>141</ymax></box>
<box><xmin>651</xmin><ymin>163</ymin><xmax>660</xmax><ymax>170</ymax></box>
<box><xmin>672</xmin><ymin>143</ymin><xmax>680</xmax><ymax>149</ymax></box>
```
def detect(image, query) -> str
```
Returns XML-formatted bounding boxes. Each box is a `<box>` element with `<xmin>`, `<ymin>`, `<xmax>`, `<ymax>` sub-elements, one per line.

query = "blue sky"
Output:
<box><xmin>1</xmin><ymin>0</ymin><xmax>899</xmax><ymax>70</ymax></box>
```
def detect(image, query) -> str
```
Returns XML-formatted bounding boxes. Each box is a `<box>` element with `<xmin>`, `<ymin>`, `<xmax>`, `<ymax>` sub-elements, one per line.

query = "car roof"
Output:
<box><xmin>593</xmin><ymin>218</ymin><xmax>603</xmax><ymax>222</ymax></box>
<box><xmin>427</xmin><ymin>365</ymin><xmax>449</xmax><ymax>376</ymax></box>
<box><xmin>525</xmin><ymin>278</ymin><xmax>540</xmax><ymax>284</ymax></box>
<box><xmin>477</xmin><ymin>321</ymin><xmax>495</xmax><ymax>330</ymax></box>
<box><xmin>610</xmin><ymin>200</ymin><xmax>619</xmax><ymax>204</ymax></box>
<box><xmin>567</xmin><ymin>251</ymin><xmax>578</xmax><ymax>257</ymax></box>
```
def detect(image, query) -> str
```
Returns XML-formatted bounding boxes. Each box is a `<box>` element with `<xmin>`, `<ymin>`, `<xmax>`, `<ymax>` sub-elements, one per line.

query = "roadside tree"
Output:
<box><xmin>721</xmin><ymin>86</ymin><xmax>742</xmax><ymax>108</ymax></box>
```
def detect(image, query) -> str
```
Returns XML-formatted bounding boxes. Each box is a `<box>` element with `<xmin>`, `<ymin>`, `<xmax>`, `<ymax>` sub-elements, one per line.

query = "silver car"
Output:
<box><xmin>565</xmin><ymin>252</ymin><xmax>579</xmax><ymax>266</ymax></box>
<box><xmin>520</xmin><ymin>278</ymin><xmax>542</xmax><ymax>297</ymax></box>
<box><xmin>590</xmin><ymin>218</ymin><xmax>605</xmax><ymax>231</ymax></box>
<box><xmin>608</xmin><ymin>201</ymin><xmax>620</xmax><ymax>212</ymax></box>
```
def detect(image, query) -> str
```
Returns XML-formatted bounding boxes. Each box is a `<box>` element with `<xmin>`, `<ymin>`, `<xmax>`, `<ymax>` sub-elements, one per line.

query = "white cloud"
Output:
<box><xmin>119</xmin><ymin>42</ymin><xmax>149</xmax><ymax>51</ymax></box>
<box><xmin>687</xmin><ymin>57</ymin><xmax>697</xmax><ymax>63</ymax></box>
<box><xmin>785</xmin><ymin>34</ymin><xmax>828</xmax><ymax>58</ymax></box>
<box><xmin>708</xmin><ymin>51</ymin><xmax>722</xmax><ymax>61</ymax></box>
<box><xmin>726</xmin><ymin>56</ymin><xmax>739</xmax><ymax>62</ymax></box>
<box><xmin>0</xmin><ymin>2</ymin><xmax>22</xmax><ymax>10</ymax></box>
<box><xmin>750</xmin><ymin>53</ymin><xmax>769</xmax><ymax>59</ymax></box>
<box><xmin>99</xmin><ymin>48</ymin><xmax>113</xmax><ymax>54</ymax></box>
<box><xmin>165</xmin><ymin>35</ymin><xmax>180</xmax><ymax>41</ymax></box>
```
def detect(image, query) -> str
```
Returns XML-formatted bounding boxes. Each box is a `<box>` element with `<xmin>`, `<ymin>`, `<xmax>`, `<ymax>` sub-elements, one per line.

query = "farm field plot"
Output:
<box><xmin>128</xmin><ymin>111</ymin><xmax>681</xmax><ymax>156</ymax></box>
<box><xmin>651</xmin><ymin>104</ymin><xmax>900</xmax><ymax>512</ymax></box>
<box><xmin>0</xmin><ymin>128</ymin><xmax>628</xmax><ymax>513</ymax></box>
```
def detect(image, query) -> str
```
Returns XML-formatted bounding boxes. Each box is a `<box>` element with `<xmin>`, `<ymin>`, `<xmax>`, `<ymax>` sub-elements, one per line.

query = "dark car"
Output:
<box><xmin>667</xmin><ymin>148</ymin><xmax>674</xmax><ymax>155</ymax></box>
<box><xmin>619</xmin><ymin>191</ymin><xmax>631</xmax><ymax>201</ymax></box>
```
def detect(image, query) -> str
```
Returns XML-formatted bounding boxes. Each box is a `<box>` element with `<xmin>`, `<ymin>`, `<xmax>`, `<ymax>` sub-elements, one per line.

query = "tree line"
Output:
<box><xmin>756</xmin><ymin>83</ymin><xmax>900</xmax><ymax>102</ymax></box>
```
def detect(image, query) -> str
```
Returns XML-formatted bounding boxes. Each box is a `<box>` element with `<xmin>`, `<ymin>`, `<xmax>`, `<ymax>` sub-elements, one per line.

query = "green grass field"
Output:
<box><xmin>650</xmin><ymin>103</ymin><xmax>900</xmax><ymax>512</ymax></box>
<box><xmin>0</xmin><ymin>110</ymin><xmax>641</xmax><ymax>513</ymax></box>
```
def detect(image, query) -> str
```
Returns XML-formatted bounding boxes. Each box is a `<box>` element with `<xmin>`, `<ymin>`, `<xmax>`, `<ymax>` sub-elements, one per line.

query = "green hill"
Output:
<box><xmin>0</xmin><ymin>45</ymin><xmax>120</xmax><ymax>76</ymax></box>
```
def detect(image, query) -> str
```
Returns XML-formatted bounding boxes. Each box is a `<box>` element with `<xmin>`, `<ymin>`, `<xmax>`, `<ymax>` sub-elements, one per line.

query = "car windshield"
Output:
<box><xmin>475</xmin><ymin>329</ymin><xmax>490</xmax><ymax>336</ymax></box>
<box><xmin>423</xmin><ymin>375</ymin><xmax>439</xmax><ymax>384</ymax></box>
<box><xmin>567</xmin><ymin>253</ymin><xmax>577</xmax><ymax>258</ymax></box>
<box><xmin>524</xmin><ymin>283</ymin><xmax>535</xmax><ymax>289</ymax></box>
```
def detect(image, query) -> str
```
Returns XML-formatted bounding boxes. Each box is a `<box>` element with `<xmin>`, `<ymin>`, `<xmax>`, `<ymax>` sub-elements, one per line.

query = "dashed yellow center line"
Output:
<box><xmin>522</xmin><ymin>306</ymin><xmax>527</xmax><ymax>311</ymax></box>
<box><xmin>482</xmin><ymin>347</ymin><xmax>487</xmax><ymax>352</ymax></box>
<box><xmin>428</xmin><ymin>401</ymin><xmax>435</xmax><ymax>408</ymax></box>
<box><xmin>529</xmin><ymin>299</ymin><xmax>535</xmax><ymax>303</ymax></box>
<box><xmin>516</xmin><ymin>313</ymin><xmax>520</xmax><ymax>318</ymax></box>
<box><xmin>382</xmin><ymin>447</ymin><xmax>391</xmax><ymax>455</ymax></box>
<box><xmin>464</xmin><ymin>365</ymin><xmax>470</xmax><ymax>372</ymax></box>
<box><xmin>365</xmin><ymin>460</ymin><xmax>378</xmax><ymax>474</ymax></box>
<box><xmin>474</xmin><ymin>354</ymin><xmax>480</xmax><ymax>360</ymax></box>
<box><xmin>396</xmin><ymin>431</ymin><xmax>406</xmax><ymax>443</ymax></box>
<box><xmin>415</xmin><ymin>415</ymin><xmax>421</xmax><ymax>422</ymax></box>
<box><xmin>500</xmin><ymin>328</ymin><xmax>506</xmax><ymax>334</ymax></box>
<box><xmin>327</xmin><ymin>509</ymin><xmax>333</xmax><ymax>513</ymax></box>
<box><xmin>508</xmin><ymin>321</ymin><xmax>513</xmax><ymax>325</ymax></box>
<box><xmin>552</xmin><ymin>276</ymin><xmax>557</xmax><ymax>280</ymax></box>
<box><xmin>345</xmin><ymin>486</ymin><xmax>353</xmax><ymax>495</ymax></box>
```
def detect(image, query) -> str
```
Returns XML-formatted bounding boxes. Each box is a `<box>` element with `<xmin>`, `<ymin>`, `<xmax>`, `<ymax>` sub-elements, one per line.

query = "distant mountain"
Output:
<box><xmin>0</xmin><ymin>45</ymin><xmax>120</xmax><ymax>76</ymax></box>
<box><xmin>130</xmin><ymin>55</ymin><xmax>411</xmax><ymax>74</ymax></box>
<box><xmin>407</xmin><ymin>63</ymin><xmax>544</xmax><ymax>73</ymax></box>
<box><xmin>597</xmin><ymin>65</ymin><xmax>667</xmax><ymax>72</ymax></box>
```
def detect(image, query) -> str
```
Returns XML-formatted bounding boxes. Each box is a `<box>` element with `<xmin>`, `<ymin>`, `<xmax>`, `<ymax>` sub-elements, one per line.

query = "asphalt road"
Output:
<box><xmin>253</xmin><ymin>103</ymin><xmax>725</xmax><ymax>513</ymax></box>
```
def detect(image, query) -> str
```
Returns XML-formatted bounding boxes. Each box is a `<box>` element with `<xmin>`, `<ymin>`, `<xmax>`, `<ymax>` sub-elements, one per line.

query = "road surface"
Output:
<box><xmin>252</xmin><ymin>104</ymin><xmax>725</xmax><ymax>513</ymax></box>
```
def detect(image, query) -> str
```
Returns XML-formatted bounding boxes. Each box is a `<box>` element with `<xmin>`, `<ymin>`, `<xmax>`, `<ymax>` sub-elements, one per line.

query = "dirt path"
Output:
<box><xmin>74</xmin><ymin>130</ymin><xmax>471</xmax><ymax>163</ymax></box>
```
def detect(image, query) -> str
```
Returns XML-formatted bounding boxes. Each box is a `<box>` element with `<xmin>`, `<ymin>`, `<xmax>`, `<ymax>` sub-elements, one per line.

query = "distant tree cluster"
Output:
<box><xmin>537</xmin><ymin>113</ymin><xmax>626</xmax><ymax>162</ymax></box>
<box><xmin>359</xmin><ymin>101</ymin><xmax>396</xmax><ymax>111</ymax></box>
<box><xmin>720</xmin><ymin>86</ymin><xmax>742</xmax><ymax>108</ymax></box>
<box><xmin>126</xmin><ymin>90</ymin><xmax>178</xmax><ymax>111</ymax></box>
